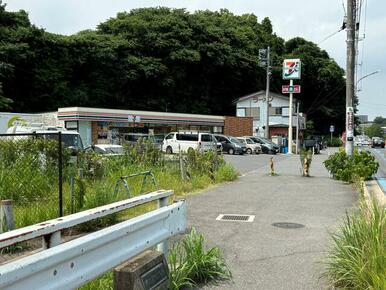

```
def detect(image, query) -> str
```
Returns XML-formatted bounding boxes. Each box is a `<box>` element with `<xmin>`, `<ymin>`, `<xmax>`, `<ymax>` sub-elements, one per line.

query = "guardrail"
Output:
<box><xmin>0</xmin><ymin>190</ymin><xmax>186</xmax><ymax>289</ymax></box>
<box><xmin>0</xmin><ymin>189</ymin><xmax>173</xmax><ymax>249</ymax></box>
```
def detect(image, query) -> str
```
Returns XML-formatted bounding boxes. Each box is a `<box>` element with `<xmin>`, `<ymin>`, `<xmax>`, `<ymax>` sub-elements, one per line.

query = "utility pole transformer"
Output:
<box><xmin>345</xmin><ymin>0</ymin><xmax>356</xmax><ymax>156</ymax></box>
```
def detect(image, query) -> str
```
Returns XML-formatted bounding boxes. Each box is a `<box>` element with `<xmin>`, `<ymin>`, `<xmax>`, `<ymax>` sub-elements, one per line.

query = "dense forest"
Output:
<box><xmin>0</xmin><ymin>3</ymin><xmax>347</xmax><ymax>133</ymax></box>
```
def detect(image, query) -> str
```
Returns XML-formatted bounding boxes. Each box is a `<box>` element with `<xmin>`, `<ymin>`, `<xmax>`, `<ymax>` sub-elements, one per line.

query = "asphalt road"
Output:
<box><xmin>367</xmin><ymin>147</ymin><xmax>386</xmax><ymax>192</ymax></box>
<box><xmin>187</xmin><ymin>150</ymin><xmax>356</xmax><ymax>289</ymax></box>
<box><xmin>223</xmin><ymin>153</ymin><xmax>287</xmax><ymax>174</ymax></box>
<box><xmin>369</xmin><ymin>147</ymin><xmax>386</xmax><ymax>177</ymax></box>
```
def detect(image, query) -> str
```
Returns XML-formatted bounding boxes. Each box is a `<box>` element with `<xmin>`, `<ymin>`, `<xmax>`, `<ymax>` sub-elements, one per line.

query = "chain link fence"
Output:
<box><xmin>0</xmin><ymin>132</ymin><xmax>65</xmax><ymax>231</ymax></box>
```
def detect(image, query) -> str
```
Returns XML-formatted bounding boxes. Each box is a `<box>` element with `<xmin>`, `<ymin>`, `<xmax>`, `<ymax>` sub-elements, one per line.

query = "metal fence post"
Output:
<box><xmin>70</xmin><ymin>176</ymin><xmax>75</xmax><ymax>214</ymax></box>
<box><xmin>0</xmin><ymin>199</ymin><xmax>15</xmax><ymax>233</ymax></box>
<box><xmin>58</xmin><ymin>131</ymin><xmax>63</xmax><ymax>217</ymax></box>
<box><xmin>156</xmin><ymin>196</ymin><xmax>169</xmax><ymax>257</ymax></box>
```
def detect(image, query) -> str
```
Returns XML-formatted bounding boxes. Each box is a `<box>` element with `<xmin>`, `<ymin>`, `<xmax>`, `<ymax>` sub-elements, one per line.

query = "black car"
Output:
<box><xmin>246</xmin><ymin>136</ymin><xmax>279</xmax><ymax>154</ymax></box>
<box><xmin>371</xmin><ymin>137</ymin><xmax>385</xmax><ymax>148</ymax></box>
<box><xmin>213</xmin><ymin>134</ymin><xmax>246</xmax><ymax>155</ymax></box>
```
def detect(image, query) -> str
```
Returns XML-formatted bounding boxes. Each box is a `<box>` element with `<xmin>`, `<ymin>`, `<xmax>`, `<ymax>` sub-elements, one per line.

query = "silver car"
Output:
<box><xmin>237</xmin><ymin>137</ymin><xmax>262</xmax><ymax>154</ymax></box>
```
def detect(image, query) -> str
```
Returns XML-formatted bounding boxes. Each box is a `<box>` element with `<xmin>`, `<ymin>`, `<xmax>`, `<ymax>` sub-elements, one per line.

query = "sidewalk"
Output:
<box><xmin>187</xmin><ymin>152</ymin><xmax>357</xmax><ymax>290</ymax></box>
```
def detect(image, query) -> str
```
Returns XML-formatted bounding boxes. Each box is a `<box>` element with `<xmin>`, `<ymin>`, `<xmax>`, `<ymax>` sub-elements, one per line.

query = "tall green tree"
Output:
<box><xmin>0</xmin><ymin>6</ymin><xmax>346</xmax><ymax>133</ymax></box>
<box><xmin>364</xmin><ymin>124</ymin><xmax>384</xmax><ymax>138</ymax></box>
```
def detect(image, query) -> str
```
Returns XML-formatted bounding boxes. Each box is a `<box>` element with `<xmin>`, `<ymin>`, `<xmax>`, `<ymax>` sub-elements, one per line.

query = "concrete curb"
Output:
<box><xmin>362</xmin><ymin>180</ymin><xmax>385</xmax><ymax>206</ymax></box>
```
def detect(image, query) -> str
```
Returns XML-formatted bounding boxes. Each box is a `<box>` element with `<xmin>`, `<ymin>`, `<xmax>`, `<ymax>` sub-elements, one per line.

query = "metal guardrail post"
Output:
<box><xmin>156</xmin><ymin>196</ymin><xmax>169</xmax><ymax>256</ymax></box>
<box><xmin>42</xmin><ymin>231</ymin><xmax>61</xmax><ymax>249</ymax></box>
<box><xmin>0</xmin><ymin>200</ymin><xmax>15</xmax><ymax>233</ymax></box>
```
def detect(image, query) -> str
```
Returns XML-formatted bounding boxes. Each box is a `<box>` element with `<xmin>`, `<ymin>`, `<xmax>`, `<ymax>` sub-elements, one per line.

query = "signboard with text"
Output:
<box><xmin>282</xmin><ymin>85</ymin><xmax>301</xmax><ymax>94</ymax></box>
<box><xmin>346</xmin><ymin>107</ymin><xmax>354</xmax><ymax>138</ymax></box>
<box><xmin>283</xmin><ymin>59</ymin><xmax>301</xmax><ymax>80</ymax></box>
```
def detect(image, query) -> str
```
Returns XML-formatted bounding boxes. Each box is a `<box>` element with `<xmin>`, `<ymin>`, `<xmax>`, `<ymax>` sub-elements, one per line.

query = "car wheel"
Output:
<box><xmin>228</xmin><ymin>148</ymin><xmax>235</xmax><ymax>155</ymax></box>
<box><xmin>246</xmin><ymin>148</ymin><xmax>252</xmax><ymax>154</ymax></box>
<box><xmin>166</xmin><ymin>146</ymin><xmax>173</xmax><ymax>154</ymax></box>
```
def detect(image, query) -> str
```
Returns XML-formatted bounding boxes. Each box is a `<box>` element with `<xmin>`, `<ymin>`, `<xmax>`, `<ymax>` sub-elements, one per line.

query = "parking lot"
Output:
<box><xmin>223</xmin><ymin>153</ymin><xmax>288</xmax><ymax>174</ymax></box>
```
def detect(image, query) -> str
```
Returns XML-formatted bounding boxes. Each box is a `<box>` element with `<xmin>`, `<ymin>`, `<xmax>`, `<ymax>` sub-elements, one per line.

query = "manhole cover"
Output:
<box><xmin>272</xmin><ymin>222</ymin><xmax>305</xmax><ymax>229</ymax></box>
<box><xmin>216</xmin><ymin>214</ymin><xmax>255</xmax><ymax>222</ymax></box>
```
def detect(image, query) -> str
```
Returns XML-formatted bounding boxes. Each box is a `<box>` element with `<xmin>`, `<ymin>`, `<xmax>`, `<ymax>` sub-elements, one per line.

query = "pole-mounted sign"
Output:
<box><xmin>346</xmin><ymin>107</ymin><xmax>354</xmax><ymax>141</ymax></box>
<box><xmin>283</xmin><ymin>59</ymin><xmax>301</xmax><ymax>80</ymax></box>
<box><xmin>283</xmin><ymin>58</ymin><xmax>301</xmax><ymax>154</ymax></box>
<box><xmin>282</xmin><ymin>85</ymin><xmax>301</xmax><ymax>94</ymax></box>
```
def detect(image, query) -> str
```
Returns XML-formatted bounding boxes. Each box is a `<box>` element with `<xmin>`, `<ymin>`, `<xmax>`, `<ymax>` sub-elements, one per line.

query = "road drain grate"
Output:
<box><xmin>272</xmin><ymin>222</ymin><xmax>305</xmax><ymax>229</ymax></box>
<box><xmin>216</xmin><ymin>214</ymin><xmax>255</xmax><ymax>222</ymax></box>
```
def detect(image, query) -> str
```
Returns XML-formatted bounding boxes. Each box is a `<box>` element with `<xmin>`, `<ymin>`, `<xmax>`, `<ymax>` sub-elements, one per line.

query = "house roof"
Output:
<box><xmin>233</xmin><ymin>91</ymin><xmax>298</xmax><ymax>104</ymax></box>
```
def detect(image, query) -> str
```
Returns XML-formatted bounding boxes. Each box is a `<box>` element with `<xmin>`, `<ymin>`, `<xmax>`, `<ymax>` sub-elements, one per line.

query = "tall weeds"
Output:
<box><xmin>324</xmin><ymin>200</ymin><xmax>386</xmax><ymax>289</ymax></box>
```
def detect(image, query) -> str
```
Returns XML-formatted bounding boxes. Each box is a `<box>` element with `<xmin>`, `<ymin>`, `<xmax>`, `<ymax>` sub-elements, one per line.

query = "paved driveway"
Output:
<box><xmin>187</xmin><ymin>151</ymin><xmax>357</xmax><ymax>290</ymax></box>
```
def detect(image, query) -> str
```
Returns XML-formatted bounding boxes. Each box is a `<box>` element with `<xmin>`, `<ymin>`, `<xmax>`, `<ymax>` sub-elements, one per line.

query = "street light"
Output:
<box><xmin>356</xmin><ymin>70</ymin><xmax>380</xmax><ymax>91</ymax></box>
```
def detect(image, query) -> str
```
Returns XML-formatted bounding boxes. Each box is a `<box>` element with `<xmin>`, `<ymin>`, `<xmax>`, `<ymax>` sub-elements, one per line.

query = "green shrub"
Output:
<box><xmin>186</xmin><ymin>149</ymin><xmax>225</xmax><ymax>179</ymax></box>
<box><xmin>323</xmin><ymin>201</ymin><xmax>386</xmax><ymax>289</ymax></box>
<box><xmin>123</xmin><ymin>138</ymin><xmax>163</xmax><ymax>167</ymax></box>
<box><xmin>214</xmin><ymin>164</ymin><xmax>238</xmax><ymax>182</ymax></box>
<box><xmin>169</xmin><ymin>228</ymin><xmax>231</xmax><ymax>290</ymax></box>
<box><xmin>327</xmin><ymin>136</ymin><xmax>343</xmax><ymax>147</ymax></box>
<box><xmin>324</xmin><ymin>148</ymin><xmax>379</xmax><ymax>182</ymax></box>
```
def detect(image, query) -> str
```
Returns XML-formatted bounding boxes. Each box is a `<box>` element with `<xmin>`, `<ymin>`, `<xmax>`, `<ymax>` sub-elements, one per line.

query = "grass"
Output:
<box><xmin>169</xmin><ymin>228</ymin><xmax>231</xmax><ymax>290</ymax></box>
<box><xmin>0</xmin><ymin>141</ymin><xmax>237</xmax><ymax>289</ymax></box>
<box><xmin>323</xmin><ymin>200</ymin><xmax>386</xmax><ymax>289</ymax></box>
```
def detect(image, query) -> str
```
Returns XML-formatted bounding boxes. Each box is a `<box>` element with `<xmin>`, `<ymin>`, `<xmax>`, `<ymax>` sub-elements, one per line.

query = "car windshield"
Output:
<box><xmin>246</xmin><ymin>138</ymin><xmax>255</xmax><ymax>144</ymax></box>
<box><xmin>259</xmin><ymin>137</ymin><xmax>276</xmax><ymax>146</ymax></box>
<box><xmin>229</xmin><ymin>137</ymin><xmax>242</xmax><ymax>144</ymax></box>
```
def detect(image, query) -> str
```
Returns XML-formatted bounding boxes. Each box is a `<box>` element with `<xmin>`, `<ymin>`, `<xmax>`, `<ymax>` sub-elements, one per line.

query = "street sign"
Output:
<box><xmin>282</xmin><ymin>85</ymin><xmax>301</xmax><ymax>94</ymax></box>
<box><xmin>347</xmin><ymin>107</ymin><xmax>354</xmax><ymax>138</ymax></box>
<box><xmin>283</xmin><ymin>59</ymin><xmax>301</xmax><ymax>80</ymax></box>
<box><xmin>330</xmin><ymin>125</ymin><xmax>335</xmax><ymax>133</ymax></box>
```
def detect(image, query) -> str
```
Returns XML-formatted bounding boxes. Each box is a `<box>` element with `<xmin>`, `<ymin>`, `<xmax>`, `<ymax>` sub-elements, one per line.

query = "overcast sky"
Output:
<box><xmin>5</xmin><ymin>0</ymin><xmax>386</xmax><ymax>120</ymax></box>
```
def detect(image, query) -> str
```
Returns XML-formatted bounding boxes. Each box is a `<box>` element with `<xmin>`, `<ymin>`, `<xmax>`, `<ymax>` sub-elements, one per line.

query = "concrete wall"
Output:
<box><xmin>224</xmin><ymin>116</ymin><xmax>253</xmax><ymax>137</ymax></box>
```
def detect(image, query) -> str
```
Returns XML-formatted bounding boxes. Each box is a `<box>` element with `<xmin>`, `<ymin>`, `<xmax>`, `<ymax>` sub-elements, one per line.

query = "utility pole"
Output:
<box><xmin>345</xmin><ymin>0</ymin><xmax>356</xmax><ymax>156</ymax></box>
<box><xmin>265</xmin><ymin>46</ymin><xmax>271</xmax><ymax>139</ymax></box>
<box><xmin>295</xmin><ymin>101</ymin><xmax>300</xmax><ymax>155</ymax></box>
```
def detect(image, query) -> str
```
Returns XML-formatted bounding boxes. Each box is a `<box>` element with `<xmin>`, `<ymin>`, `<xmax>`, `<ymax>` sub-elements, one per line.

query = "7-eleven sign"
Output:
<box><xmin>283</xmin><ymin>59</ymin><xmax>301</xmax><ymax>80</ymax></box>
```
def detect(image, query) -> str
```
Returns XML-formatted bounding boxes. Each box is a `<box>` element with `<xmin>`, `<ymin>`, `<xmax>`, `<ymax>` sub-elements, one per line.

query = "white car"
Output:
<box><xmin>6</xmin><ymin>123</ymin><xmax>84</xmax><ymax>150</ymax></box>
<box><xmin>237</xmin><ymin>137</ymin><xmax>262</xmax><ymax>154</ymax></box>
<box><xmin>162</xmin><ymin>132</ymin><xmax>217</xmax><ymax>154</ymax></box>
<box><xmin>85</xmin><ymin>144</ymin><xmax>124</xmax><ymax>155</ymax></box>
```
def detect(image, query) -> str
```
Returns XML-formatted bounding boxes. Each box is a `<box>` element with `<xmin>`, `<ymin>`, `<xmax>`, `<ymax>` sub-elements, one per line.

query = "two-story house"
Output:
<box><xmin>234</xmin><ymin>91</ymin><xmax>305</xmax><ymax>138</ymax></box>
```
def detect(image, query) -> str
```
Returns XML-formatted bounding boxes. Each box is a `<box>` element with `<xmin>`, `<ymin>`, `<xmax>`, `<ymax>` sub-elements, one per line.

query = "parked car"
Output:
<box><xmin>303</xmin><ymin>136</ymin><xmax>324</xmax><ymax>154</ymax></box>
<box><xmin>237</xmin><ymin>137</ymin><xmax>262</xmax><ymax>154</ymax></box>
<box><xmin>85</xmin><ymin>144</ymin><xmax>124</xmax><ymax>155</ymax></box>
<box><xmin>212</xmin><ymin>135</ymin><xmax>223</xmax><ymax>154</ymax></box>
<box><xmin>162</xmin><ymin>132</ymin><xmax>217</xmax><ymax>154</ymax></box>
<box><xmin>245</xmin><ymin>136</ymin><xmax>279</xmax><ymax>154</ymax></box>
<box><xmin>121</xmin><ymin>133</ymin><xmax>161</xmax><ymax>150</ymax></box>
<box><xmin>371</xmin><ymin>137</ymin><xmax>385</xmax><ymax>148</ymax></box>
<box><xmin>7</xmin><ymin>123</ymin><xmax>84</xmax><ymax>152</ymax></box>
<box><xmin>213</xmin><ymin>134</ymin><xmax>246</xmax><ymax>155</ymax></box>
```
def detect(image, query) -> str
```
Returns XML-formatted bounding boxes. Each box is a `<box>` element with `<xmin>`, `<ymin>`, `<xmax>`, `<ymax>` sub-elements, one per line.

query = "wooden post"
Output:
<box><xmin>0</xmin><ymin>199</ymin><xmax>15</xmax><ymax>233</ymax></box>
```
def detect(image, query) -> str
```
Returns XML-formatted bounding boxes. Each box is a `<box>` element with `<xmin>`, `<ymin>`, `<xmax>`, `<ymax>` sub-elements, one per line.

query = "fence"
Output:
<box><xmin>0</xmin><ymin>132</ymin><xmax>65</xmax><ymax>230</ymax></box>
<box><xmin>0</xmin><ymin>134</ymin><xmax>219</xmax><ymax>233</ymax></box>
<box><xmin>0</xmin><ymin>190</ymin><xmax>187</xmax><ymax>289</ymax></box>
